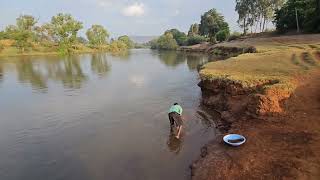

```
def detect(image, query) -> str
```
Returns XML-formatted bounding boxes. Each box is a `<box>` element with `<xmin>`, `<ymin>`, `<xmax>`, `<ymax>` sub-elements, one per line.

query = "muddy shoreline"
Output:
<box><xmin>189</xmin><ymin>40</ymin><xmax>320</xmax><ymax>179</ymax></box>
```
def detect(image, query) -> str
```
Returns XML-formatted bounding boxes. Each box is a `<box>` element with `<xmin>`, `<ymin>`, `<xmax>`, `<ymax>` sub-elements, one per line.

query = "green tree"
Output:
<box><xmin>16</xmin><ymin>15</ymin><xmax>37</xmax><ymax>31</ymax></box>
<box><xmin>13</xmin><ymin>31</ymin><xmax>33</xmax><ymax>52</ymax></box>
<box><xmin>108</xmin><ymin>40</ymin><xmax>128</xmax><ymax>53</ymax></box>
<box><xmin>86</xmin><ymin>25</ymin><xmax>109</xmax><ymax>47</ymax></box>
<box><xmin>4</xmin><ymin>15</ymin><xmax>38</xmax><ymax>52</ymax></box>
<box><xmin>165</xmin><ymin>29</ymin><xmax>187</xmax><ymax>46</ymax></box>
<box><xmin>50</xmin><ymin>13</ymin><xmax>83</xmax><ymax>53</ymax></box>
<box><xmin>199</xmin><ymin>9</ymin><xmax>229</xmax><ymax>43</ymax></box>
<box><xmin>188</xmin><ymin>23</ymin><xmax>200</xmax><ymax>36</ymax></box>
<box><xmin>16</xmin><ymin>15</ymin><xmax>38</xmax><ymax>43</ymax></box>
<box><xmin>33</xmin><ymin>23</ymin><xmax>56</xmax><ymax>45</ymax></box>
<box><xmin>235</xmin><ymin>0</ymin><xmax>252</xmax><ymax>34</ymax></box>
<box><xmin>215</xmin><ymin>29</ymin><xmax>230</xmax><ymax>42</ymax></box>
<box><xmin>274</xmin><ymin>0</ymin><xmax>319</xmax><ymax>33</ymax></box>
<box><xmin>153</xmin><ymin>32</ymin><xmax>178</xmax><ymax>50</ymax></box>
<box><xmin>118</xmin><ymin>35</ymin><xmax>134</xmax><ymax>49</ymax></box>
<box><xmin>235</xmin><ymin>0</ymin><xmax>285</xmax><ymax>34</ymax></box>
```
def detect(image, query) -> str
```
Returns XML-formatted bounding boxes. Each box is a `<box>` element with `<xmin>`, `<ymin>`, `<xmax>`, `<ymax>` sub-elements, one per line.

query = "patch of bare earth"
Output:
<box><xmin>191</xmin><ymin>70</ymin><xmax>320</xmax><ymax>180</ymax></box>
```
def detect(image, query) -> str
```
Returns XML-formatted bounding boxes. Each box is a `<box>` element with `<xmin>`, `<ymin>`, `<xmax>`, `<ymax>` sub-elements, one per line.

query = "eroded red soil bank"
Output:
<box><xmin>191</xmin><ymin>71</ymin><xmax>320</xmax><ymax>179</ymax></box>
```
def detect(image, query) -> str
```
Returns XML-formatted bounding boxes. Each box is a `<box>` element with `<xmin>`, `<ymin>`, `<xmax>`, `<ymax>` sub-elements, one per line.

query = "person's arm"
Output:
<box><xmin>176</xmin><ymin>126</ymin><xmax>182</xmax><ymax>139</ymax></box>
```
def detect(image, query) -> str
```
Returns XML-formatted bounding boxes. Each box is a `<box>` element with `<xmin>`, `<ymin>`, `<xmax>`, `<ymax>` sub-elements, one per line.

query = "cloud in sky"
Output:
<box><xmin>122</xmin><ymin>3</ymin><xmax>145</xmax><ymax>17</ymax></box>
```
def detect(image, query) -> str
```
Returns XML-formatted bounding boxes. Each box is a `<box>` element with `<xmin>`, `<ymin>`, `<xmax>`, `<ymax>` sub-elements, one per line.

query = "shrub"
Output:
<box><xmin>228</xmin><ymin>32</ymin><xmax>241</xmax><ymax>41</ymax></box>
<box><xmin>215</xmin><ymin>30</ymin><xmax>230</xmax><ymax>42</ymax></box>
<box><xmin>0</xmin><ymin>43</ymin><xmax>4</xmax><ymax>52</ymax></box>
<box><xmin>108</xmin><ymin>40</ymin><xmax>128</xmax><ymax>53</ymax></box>
<box><xmin>186</xmin><ymin>35</ymin><xmax>206</xmax><ymax>46</ymax></box>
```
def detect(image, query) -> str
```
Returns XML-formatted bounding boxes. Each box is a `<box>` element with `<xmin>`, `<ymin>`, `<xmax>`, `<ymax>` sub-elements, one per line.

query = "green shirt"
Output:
<box><xmin>169</xmin><ymin>105</ymin><xmax>183</xmax><ymax>115</ymax></box>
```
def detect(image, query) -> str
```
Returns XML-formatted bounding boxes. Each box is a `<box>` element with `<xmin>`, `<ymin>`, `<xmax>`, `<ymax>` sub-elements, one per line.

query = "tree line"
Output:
<box><xmin>0</xmin><ymin>13</ymin><xmax>135</xmax><ymax>54</ymax></box>
<box><xmin>235</xmin><ymin>0</ymin><xmax>320</xmax><ymax>34</ymax></box>
<box><xmin>151</xmin><ymin>0</ymin><xmax>320</xmax><ymax>50</ymax></box>
<box><xmin>150</xmin><ymin>8</ymin><xmax>231</xmax><ymax>50</ymax></box>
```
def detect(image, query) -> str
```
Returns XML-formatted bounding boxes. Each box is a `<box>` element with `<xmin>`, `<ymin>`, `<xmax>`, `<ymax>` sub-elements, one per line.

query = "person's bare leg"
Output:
<box><xmin>176</xmin><ymin>126</ymin><xmax>182</xmax><ymax>139</ymax></box>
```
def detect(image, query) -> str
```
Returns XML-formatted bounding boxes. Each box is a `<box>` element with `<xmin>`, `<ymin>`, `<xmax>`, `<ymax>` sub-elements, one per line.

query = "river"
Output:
<box><xmin>0</xmin><ymin>49</ymin><xmax>217</xmax><ymax>180</ymax></box>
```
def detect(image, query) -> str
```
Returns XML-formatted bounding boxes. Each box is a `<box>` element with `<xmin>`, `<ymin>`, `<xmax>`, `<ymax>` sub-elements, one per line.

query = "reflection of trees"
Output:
<box><xmin>156</xmin><ymin>51</ymin><xmax>209</xmax><ymax>70</ymax></box>
<box><xmin>0</xmin><ymin>54</ymin><xmax>114</xmax><ymax>91</ymax></box>
<box><xmin>186</xmin><ymin>53</ymin><xmax>209</xmax><ymax>71</ymax></box>
<box><xmin>91</xmin><ymin>54</ymin><xmax>111</xmax><ymax>77</ymax></box>
<box><xmin>158</xmin><ymin>51</ymin><xmax>186</xmax><ymax>67</ymax></box>
<box><xmin>0</xmin><ymin>62</ymin><xmax>3</xmax><ymax>83</ymax></box>
<box><xmin>16</xmin><ymin>57</ymin><xmax>47</xmax><ymax>89</ymax></box>
<box><xmin>166</xmin><ymin>129</ymin><xmax>183</xmax><ymax>154</ymax></box>
<box><xmin>48</xmin><ymin>56</ymin><xmax>87</xmax><ymax>89</ymax></box>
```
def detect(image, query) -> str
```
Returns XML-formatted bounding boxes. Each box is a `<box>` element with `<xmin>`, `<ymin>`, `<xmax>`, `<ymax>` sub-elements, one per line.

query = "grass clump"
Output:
<box><xmin>301</xmin><ymin>52</ymin><xmax>317</xmax><ymax>66</ymax></box>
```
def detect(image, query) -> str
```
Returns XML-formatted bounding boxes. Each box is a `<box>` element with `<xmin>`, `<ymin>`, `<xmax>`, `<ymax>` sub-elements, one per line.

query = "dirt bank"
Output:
<box><xmin>191</xmin><ymin>70</ymin><xmax>320</xmax><ymax>179</ymax></box>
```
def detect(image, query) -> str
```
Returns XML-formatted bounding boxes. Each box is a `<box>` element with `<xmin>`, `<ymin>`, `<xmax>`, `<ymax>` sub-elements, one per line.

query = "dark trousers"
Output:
<box><xmin>168</xmin><ymin>112</ymin><xmax>182</xmax><ymax>127</ymax></box>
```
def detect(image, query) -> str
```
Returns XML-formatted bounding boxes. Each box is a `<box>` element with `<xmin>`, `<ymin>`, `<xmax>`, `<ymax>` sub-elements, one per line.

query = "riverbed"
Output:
<box><xmin>0</xmin><ymin>49</ymin><xmax>217</xmax><ymax>180</ymax></box>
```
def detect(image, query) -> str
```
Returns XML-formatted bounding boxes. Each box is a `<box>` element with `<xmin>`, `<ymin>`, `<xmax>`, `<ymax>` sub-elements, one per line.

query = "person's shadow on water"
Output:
<box><xmin>166</xmin><ymin>128</ymin><xmax>184</xmax><ymax>154</ymax></box>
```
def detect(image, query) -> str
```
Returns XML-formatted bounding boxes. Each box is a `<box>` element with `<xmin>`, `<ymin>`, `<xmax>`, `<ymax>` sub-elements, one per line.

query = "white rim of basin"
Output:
<box><xmin>223</xmin><ymin>134</ymin><xmax>246</xmax><ymax>146</ymax></box>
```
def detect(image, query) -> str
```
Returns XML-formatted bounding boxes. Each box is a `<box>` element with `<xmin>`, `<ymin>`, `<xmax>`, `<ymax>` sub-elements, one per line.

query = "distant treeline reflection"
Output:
<box><xmin>0</xmin><ymin>51</ymin><xmax>209</xmax><ymax>91</ymax></box>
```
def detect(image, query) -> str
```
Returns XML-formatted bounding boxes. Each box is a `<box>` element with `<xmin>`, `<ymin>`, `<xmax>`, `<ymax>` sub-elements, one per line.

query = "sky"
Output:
<box><xmin>0</xmin><ymin>0</ymin><xmax>239</xmax><ymax>37</ymax></box>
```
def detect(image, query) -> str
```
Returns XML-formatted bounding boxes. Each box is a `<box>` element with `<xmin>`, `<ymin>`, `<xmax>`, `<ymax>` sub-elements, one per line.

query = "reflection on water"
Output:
<box><xmin>167</xmin><ymin>129</ymin><xmax>184</xmax><ymax>154</ymax></box>
<box><xmin>0</xmin><ymin>62</ymin><xmax>4</xmax><ymax>82</ymax></box>
<box><xmin>0</xmin><ymin>50</ymin><xmax>208</xmax><ymax>91</ymax></box>
<box><xmin>156</xmin><ymin>50</ymin><xmax>208</xmax><ymax>71</ymax></box>
<box><xmin>0</xmin><ymin>54</ymin><xmax>113</xmax><ymax>90</ymax></box>
<box><xmin>0</xmin><ymin>49</ymin><xmax>216</xmax><ymax>180</ymax></box>
<box><xmin>91</xmin><ymin>54</ymin><xmax>111</xmax><ymax>77</ymax></box>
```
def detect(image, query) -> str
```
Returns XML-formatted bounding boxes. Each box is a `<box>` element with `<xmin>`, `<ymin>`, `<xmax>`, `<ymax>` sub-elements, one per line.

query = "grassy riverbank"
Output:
<box><xmin>200</xmin><ymin>34</ymin><xmax>320</xmax><ymax>96</ymax></box>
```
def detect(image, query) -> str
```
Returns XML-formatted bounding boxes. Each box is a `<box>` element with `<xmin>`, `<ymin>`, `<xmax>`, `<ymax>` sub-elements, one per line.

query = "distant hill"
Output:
<box><xmin>129</xmin><ymin>36</ymin><xmax>158</xmax><ymax>44</ymax></box>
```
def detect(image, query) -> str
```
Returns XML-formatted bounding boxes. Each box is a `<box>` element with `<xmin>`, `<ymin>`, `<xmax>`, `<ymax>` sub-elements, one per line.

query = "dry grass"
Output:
<box><xmin>200</xmin><ymin>34</ymin><xmax>320</xmax><ymax>94</ymax></box>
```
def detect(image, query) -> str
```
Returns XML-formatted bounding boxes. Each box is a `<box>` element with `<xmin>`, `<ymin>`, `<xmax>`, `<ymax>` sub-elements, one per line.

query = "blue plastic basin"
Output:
<box><xmin>223</xmin><ymin>134</ymin><xmax>246</xmax><ymax>146</ymax></box>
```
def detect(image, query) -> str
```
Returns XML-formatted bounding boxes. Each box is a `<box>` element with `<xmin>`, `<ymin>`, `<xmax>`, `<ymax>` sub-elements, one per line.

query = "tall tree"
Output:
<box><xmin>4</xmin><ymin>15</ymin><xmax>38</xmax><ymax>52</ymax></box>
<box><xmin>199</xmin><ymin>9</ymin><xmax>229</xmax><ymax>42</ymax></box>
<box><xmin>50</xmin><ymin>13</ymin><xmax>83</xmax><ymax>51</ymax></box>
<box><xmin>188</xmin><ymin>23</ymin><xmax>200</xmax><ymax>36</ymax></box>
<box><xmin>274</xmin><ymin>0</ymin><xmax>320</xmax><ymax>33</ymax></box>
<box><xmin>16</xmin><ymin>15</ymin><xmax>37</xmax><ymax>31</ymax></box>
<box><xmin>165</xmin><ymin>29</ymin><xmax>188</xmax><ymax>46</ymax></box>
<box><xmin>151</xmin><ymin>32</ymin><xmax>178</xmax><ymax>50</ymax></box>
<box><xmin>236</xmin><ymin>0</ymin><xmax>285</xmax><ymax>34</ymax></box>
<box><xmin>86</xmin><ymin>25</ymin><xmax>109</xmax><ymax>47</ymax></box>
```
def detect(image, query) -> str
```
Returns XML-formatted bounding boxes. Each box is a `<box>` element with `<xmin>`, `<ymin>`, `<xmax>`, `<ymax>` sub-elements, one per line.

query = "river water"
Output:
<box><xmin>0</xmin><ymin>49</ymin><xmax>217</xmax><ymax>180</ymax></box>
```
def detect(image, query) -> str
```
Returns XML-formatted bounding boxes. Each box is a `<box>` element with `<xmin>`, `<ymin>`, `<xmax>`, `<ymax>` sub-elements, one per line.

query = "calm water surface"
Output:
<box><xmin>0</xmin><ymin>49</ymin><xmax>217</xmax><ymax>180</ymax></box>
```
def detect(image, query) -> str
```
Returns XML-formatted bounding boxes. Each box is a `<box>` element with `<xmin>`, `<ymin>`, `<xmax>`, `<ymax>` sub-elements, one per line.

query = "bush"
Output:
<box><xmin>228</xmin><ymin>32</ymin><xmax>241</xmax><ymax>41</ymax></box>
<box><xmin>186</xmin><ymin>35</ymin><xmax>206</xmax><ymax>46</ymax></box>
<box><xmin>149</xmin><ymin>39</ymin><xmax>159</xmax><ymax>49</ymax></box>
<box><xmin>150</xmin><ymin>33</ymin><xmax>178</xmax><ymax>50</ymax></box>
<box><xmin>108</xmin><ymin>40</ymin><xmax>128</xmax><ymax>53</ymax></box>
<box><xmin>215</xmin><ymin>30</ymin><xmax>229</xmax><ymax>42</ymax></box>
<box><xmin>0</xmin><ymin>43</ymin><xmax>4</xmax><ymax>52</ymax></box>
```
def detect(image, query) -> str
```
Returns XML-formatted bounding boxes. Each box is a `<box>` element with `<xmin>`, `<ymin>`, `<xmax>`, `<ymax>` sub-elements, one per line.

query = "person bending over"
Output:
<box><xmin>168</xmin><ymin>103</ymin><xmax>183</xmax><ymax>139</ymax></box>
